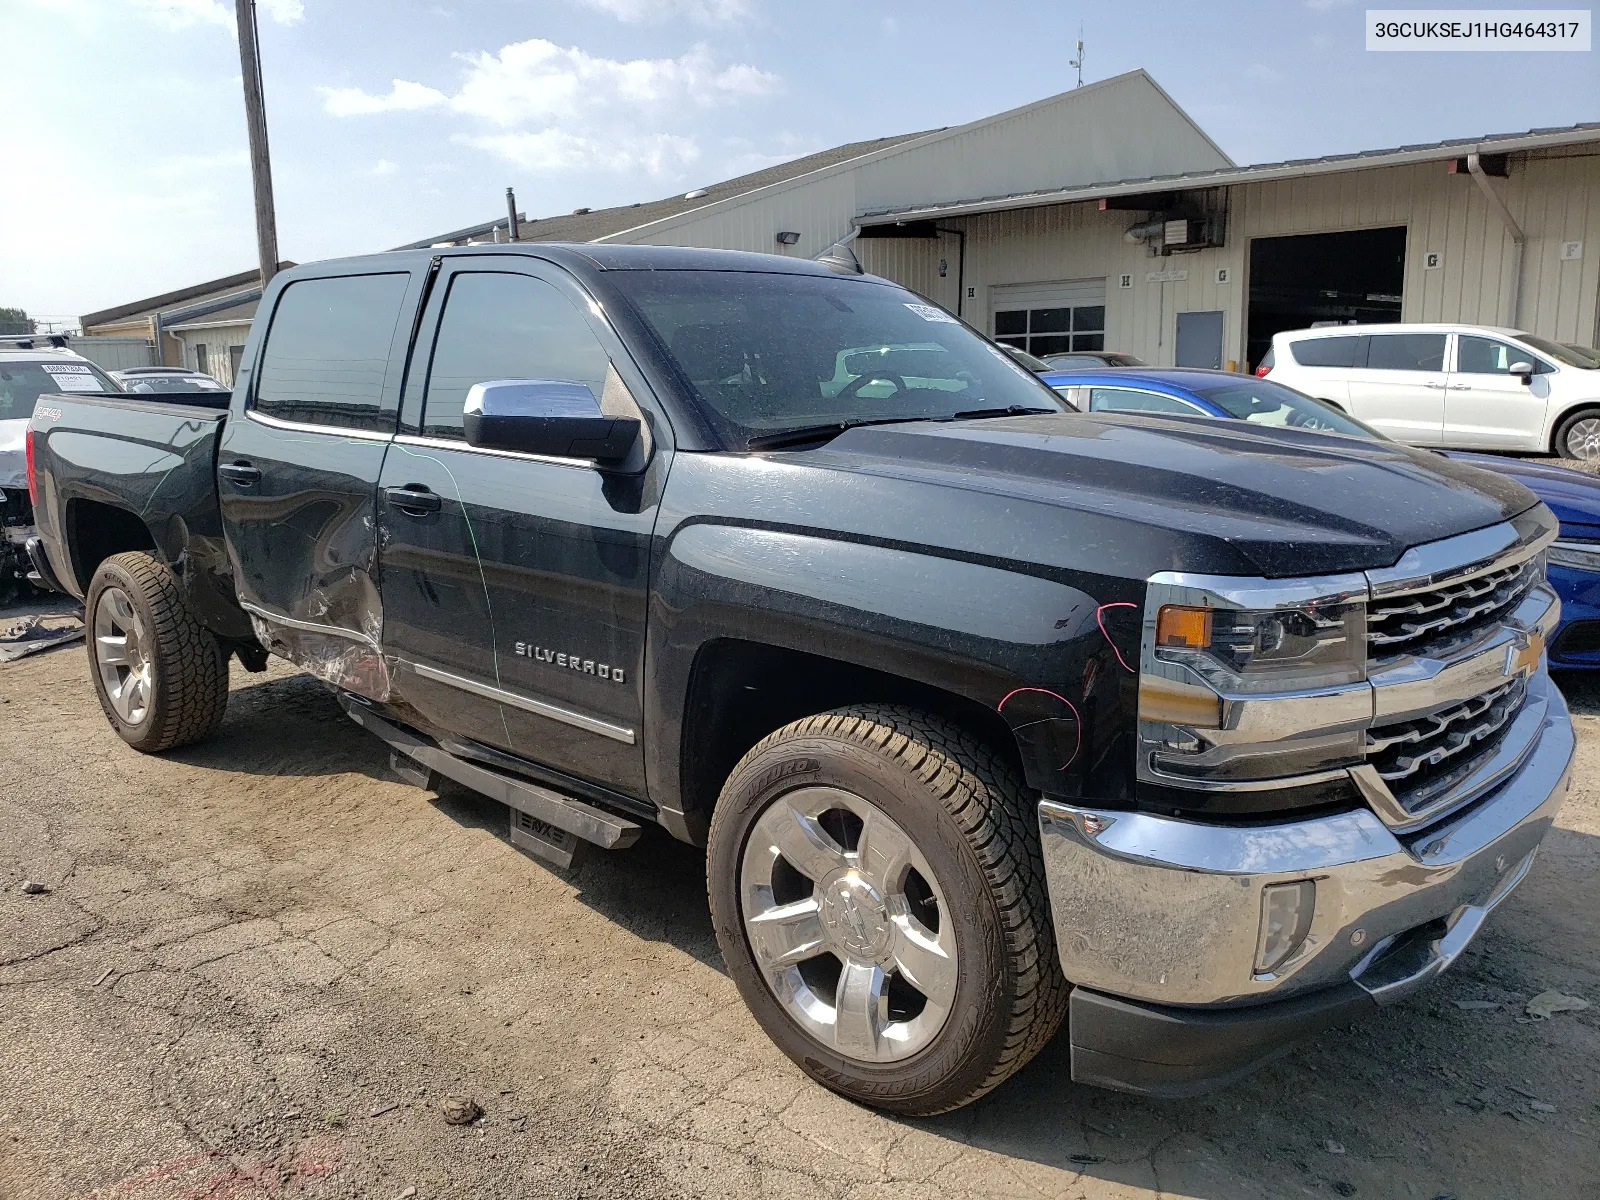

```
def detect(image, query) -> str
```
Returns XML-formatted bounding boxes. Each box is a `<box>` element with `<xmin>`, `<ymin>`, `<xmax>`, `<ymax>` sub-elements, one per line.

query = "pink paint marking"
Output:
<box><xmin>1096</xmin><ymin>602</ymin><xmax>1139</xmax><ymax>674</ymax></box>
<box><xmin>997</xmin><ymin>687</ymin><xmax>1082</xmax><ymax>771</ymax></box>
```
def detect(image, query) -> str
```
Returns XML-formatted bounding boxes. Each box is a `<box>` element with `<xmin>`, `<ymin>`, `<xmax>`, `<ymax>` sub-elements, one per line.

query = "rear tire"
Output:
<box><xmin>706</xmin><ymin>704</ymin><xmax>1069</xmax><ymax>1115</ymax></box>
<box><xmin>85</xmin><ymin>551</ymin><xmax>229</xmax><ymax>753</ymax></box>
<box><xmin>1553</xmin><ymin>407</ymin><xmax>1600</xmax><ymax>462</ymax></box>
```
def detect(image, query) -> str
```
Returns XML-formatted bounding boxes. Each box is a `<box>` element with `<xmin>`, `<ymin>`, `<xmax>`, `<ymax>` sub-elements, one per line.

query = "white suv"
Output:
<box><xmin>1261</xmin><ymin>324</ymin><xmax>1600</xmax><ymax>459</ymax></box>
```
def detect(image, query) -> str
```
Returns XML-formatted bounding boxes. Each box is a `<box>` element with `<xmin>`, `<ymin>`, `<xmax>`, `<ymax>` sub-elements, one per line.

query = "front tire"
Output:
<box><xmin>706</xmin><ymin>705</ymin><xmax>1069</xmax><ymax>1115</ymax></box>
<box><xmin>1554</xmin><ymin>407</ymin><xmax>1600</xmax><ymax>461</ymax></box>
<box><xmin>85</xmin><ymin>551</ymin><xmax>229</xmax><ymax>752</ymax></box>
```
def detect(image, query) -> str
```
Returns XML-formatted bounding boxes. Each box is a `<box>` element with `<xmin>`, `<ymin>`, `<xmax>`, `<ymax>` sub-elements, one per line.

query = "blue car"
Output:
<box><xmin>1039</xmin><ymin>366</ymin><xmax>1600</xmax><ymax>669</ymax></box>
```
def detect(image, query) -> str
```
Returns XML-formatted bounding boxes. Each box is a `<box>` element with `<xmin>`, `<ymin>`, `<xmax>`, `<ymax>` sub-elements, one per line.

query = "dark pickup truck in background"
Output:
<box><xmin>25</xmin><ymin>245</ymin><xmax>1573</xmax><ymax>1113</ymax></box>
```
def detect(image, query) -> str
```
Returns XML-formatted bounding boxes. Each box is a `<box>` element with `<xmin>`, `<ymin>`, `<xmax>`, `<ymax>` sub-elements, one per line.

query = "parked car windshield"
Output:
<box><xmin>609</xmin><ymin>270</ymin><xmax>1067</xmax><ymax>446</ymax></box>
<box><xmin>1517</xmin><ymin>334</ymin><xmax>1599</xmax><ymax>369</ymax></box>
<box><xmin>1043</xmin><ymin>351</ymin><xmax>1145</xmax><ymax>368</ymax></box>
<box><xmin>126</xmin><ymin>374</ymin><xmax>228</xmax><ymax>393</ymax></box>
<box><xmin>0</xmin><ymin>360</ymin><xmax>117</xmax><ymax>420</ymax></box>
<box><xmin>1185</xmin><ymin>377</ymin><xmax>1380</xmax><ymax>438</ymax></box>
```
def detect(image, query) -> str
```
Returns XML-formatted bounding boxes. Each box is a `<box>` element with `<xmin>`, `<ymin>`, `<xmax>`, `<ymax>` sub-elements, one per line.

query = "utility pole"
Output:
<box><xmin>505</xmin><ymin>187</ymin><xmax>520</xmax><ymax>241</ymax></box>
<box><xmin>236</xmin><ymin>0</ymin><xmax>280</xmax><ymax>287</ymax></box>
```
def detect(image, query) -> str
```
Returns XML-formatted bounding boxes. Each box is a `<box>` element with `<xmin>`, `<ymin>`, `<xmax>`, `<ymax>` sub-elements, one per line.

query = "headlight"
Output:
<box><xmin>1138</xmin><ymin>572</ymin><xmax>1370</xmax><ymax>788</ymax></box>
<box><xmin>1548</xmin><ymin>539</ymin><xmax>1600</xmax><ymax>573</ymax></box>
<box><xmin>1152</xmin><ymin>599</ymin><xmax>1366</xmax><ymax>694</ymax></box>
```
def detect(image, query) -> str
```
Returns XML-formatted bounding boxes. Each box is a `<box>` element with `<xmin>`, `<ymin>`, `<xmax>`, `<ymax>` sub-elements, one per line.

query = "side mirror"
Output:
<box><xmin>463</xmin><ymin>379</ymin><xmax>640</xmax><ymax>464</ymax></box>
<box><xmin>1508</xmin><ymin>361</ymin><xmax>1535</xmax><ymax>385</ymax></box>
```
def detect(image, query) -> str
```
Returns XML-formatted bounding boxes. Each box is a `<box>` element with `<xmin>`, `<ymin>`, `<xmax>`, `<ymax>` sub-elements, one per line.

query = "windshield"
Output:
<box><xmin>609</xmin><ymin>271</ymin><xmax>1067</xmax><ymax>445</ymax></box>
<box><xmin>1517</xmin><ymin>334</ymin><xmax>1599</xmax><ymax>369</ymax></box>
<box><xmin>127</xmin><ymin>375</ymin><xmax>228</xmax><ymax>393</ymax></box>
<box><xmin>1186</xmin><ymin>377</ymin><xmax>1382</xmax><ymax>439</ymax></box>
<box><xmin>0</xmin><ymin>360</ymin><xmax>117</xmax><ymax>420</ymax></box>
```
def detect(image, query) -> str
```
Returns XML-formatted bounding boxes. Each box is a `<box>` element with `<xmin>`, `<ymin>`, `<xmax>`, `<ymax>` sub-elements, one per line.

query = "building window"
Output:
<box><xmin>194</xmin><ymin>343</ymin><xmax>208</xmax><ymax>376</ymax></box>
<box><xmin>995</xmin><ymin>304</ymin><xmax>1105</xmax><ymax>356</ymax></box>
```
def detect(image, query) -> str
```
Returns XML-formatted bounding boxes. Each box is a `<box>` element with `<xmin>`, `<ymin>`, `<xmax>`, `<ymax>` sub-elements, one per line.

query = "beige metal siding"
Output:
<box><xmin>876</xmin><ymin>146</ymin><xmax>1600</xmax><ymax>368</ymax></box>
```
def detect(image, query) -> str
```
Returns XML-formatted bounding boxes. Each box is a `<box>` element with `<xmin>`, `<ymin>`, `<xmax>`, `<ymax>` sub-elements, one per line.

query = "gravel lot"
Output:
<box><xmin>1</xmin><ymin>598</ymin><xmax>1597</xmax><ymax>1200</ymax></box>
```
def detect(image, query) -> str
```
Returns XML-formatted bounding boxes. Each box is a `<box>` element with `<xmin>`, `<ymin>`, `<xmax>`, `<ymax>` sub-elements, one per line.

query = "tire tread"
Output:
<box><xmin>717</xmin><ymin>703</ymin><xmax>1070</xmax><ymax>1114</ymax></box>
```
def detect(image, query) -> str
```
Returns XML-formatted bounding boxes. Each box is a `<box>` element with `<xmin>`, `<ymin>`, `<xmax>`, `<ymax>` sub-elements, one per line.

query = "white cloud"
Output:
<box><xmin>319</xmin><ymin>39</ymin><xmax>779</xmax><ymax>178</ymax></box>
<box><xmin>1246</xmin><ymin>63</ymin><xmax>1283</xmax><ymax>82</ymax></box>
<box><xmin>259</xmin><ymin>0</ymin><xmax>303</xmax><ymax>19</ymax></box>
<box><xmin>576</xmin><ymin>0</ymin><xmax>751</xmax><ymax>24</ymax></box>
<box><xmin>448</xmin><ymin>40</ymin><xmax>778</xmax><ymax>125</ymax></box>
<box><xmin>461</xmin><ymin>130</ymin><xmax>700</xmax><ymax>175</ymax></box>
<box><xmin>372</xmin><ymin>159</ymin><xmax>399</xmax><ymax>175</ymax></box>
<box><xmin>319</xmin><ymin>78</ymin><xmax>448</xmax><ymax>116</ymax></box>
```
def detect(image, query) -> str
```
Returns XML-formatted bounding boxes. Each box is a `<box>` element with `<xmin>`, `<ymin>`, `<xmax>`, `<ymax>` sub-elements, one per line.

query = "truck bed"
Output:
<box><xmin>29</xmin><ymin>392</ymin><xmax>251</xmax><ymax>638</ymax></box>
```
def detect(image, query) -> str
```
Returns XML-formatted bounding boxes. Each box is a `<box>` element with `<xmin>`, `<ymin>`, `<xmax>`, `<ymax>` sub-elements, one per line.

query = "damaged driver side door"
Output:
<box><xmin>217</xmin><ymin>267</ymin><xmax>421</xmax><ymax>700</ymax></box>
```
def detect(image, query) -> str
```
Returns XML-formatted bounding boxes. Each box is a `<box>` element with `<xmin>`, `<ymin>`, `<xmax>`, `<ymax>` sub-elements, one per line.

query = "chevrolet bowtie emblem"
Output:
<box><xmin>1505</xmin><ymin>628</ymin><xmax>1546</xmax><ymax>677</ymax></box>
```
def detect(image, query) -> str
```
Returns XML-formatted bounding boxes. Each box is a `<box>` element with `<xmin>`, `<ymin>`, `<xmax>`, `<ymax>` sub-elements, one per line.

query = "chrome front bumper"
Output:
<box><xmin>1038</xmin><ymin>671</ymin><xmax>1573</xmax><ymax>1009</ymax></box>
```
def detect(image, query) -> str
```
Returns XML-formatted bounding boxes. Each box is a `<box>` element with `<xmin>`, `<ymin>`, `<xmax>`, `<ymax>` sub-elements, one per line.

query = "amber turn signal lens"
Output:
<box><xmin>1157</xmin><ymin>604</ymin><xmax>1212</xmax><ymax>649</ymax></box>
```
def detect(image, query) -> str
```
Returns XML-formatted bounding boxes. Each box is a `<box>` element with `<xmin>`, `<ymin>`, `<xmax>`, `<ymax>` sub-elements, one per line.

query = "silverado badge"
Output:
<box><xmin>514</xmin><ymin>643</ymin><xmax>625</xmax><ymax>684</ymax></box>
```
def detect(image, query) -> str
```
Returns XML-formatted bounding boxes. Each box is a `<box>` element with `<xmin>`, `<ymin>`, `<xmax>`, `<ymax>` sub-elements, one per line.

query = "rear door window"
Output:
<box><xmin>254</xmin><ymin>273</ymin><xmax>410</xmax><ymax>431</ymax></box>
<box><xmin>1087</xmin><ymin>387</ymin><xmax>1203</xmax><ymax>415</ymax></box>
<box><xmin>1365</xmin><ymin>334</ymin><xmax>1446</xmax><ymax>372</ymax></box>
<box><xmin>1289</xmin><ymin>335</ymin><xmax>1367</xmax><ymax>368</ymax></box>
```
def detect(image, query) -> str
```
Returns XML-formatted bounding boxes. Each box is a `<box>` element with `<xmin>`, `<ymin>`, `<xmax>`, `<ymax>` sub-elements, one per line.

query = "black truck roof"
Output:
<box><xmin>301</xmin><ymin>242</ymin><xmax>856</xmax><ymax>280</ymax></box>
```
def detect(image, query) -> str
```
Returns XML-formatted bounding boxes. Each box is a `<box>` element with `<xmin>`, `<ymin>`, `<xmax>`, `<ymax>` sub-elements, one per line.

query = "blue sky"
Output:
<box><xmin>3</xmin><ymin>0</ymin><xmax>1596</xmax><ymax>321</ymax></box>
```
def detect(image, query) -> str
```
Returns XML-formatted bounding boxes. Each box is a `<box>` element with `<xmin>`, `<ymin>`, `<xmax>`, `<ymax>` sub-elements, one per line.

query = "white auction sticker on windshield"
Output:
<box><xmin>40</xmin><ymin>363</ymin><xmax>103</xmax><ymax>392</ymax></box>
<box><xmin>904</xmin><ymin>302</ymin><xmax>958</xmax><ymax>324</ymax></box>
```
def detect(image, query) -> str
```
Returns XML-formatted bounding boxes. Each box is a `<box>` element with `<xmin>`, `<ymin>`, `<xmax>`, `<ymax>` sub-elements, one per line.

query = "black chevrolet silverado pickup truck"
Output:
<box><xmin>26</xmin><ymin>245</ymin><xmax>1573</xmax><ymax>1113</ymax></box>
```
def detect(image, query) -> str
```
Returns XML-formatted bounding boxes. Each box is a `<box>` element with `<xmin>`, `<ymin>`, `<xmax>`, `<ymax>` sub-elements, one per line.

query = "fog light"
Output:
<box><xmin>1255</xmin><ymin>880</ymin><xmax>1316</xmax><ymax>974</ymax></box>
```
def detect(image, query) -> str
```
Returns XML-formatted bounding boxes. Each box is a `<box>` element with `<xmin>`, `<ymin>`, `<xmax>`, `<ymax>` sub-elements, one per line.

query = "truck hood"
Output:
<box><xmin>0</xmin><ymin>419</ymin><xmax>25</xmax><ymax>490</ymax></box>
<box><xmin>798</xmin><ymin>412</ymin><xmax>1539</xmax><ymax>578</ymax></box>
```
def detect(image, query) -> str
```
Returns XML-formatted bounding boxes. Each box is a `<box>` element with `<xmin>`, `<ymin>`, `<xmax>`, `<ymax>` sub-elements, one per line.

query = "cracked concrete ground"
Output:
<box><xmin>1</xmin><ymin>619</ymin><xmax>1597</xmax><ymax>1199</ymax></box>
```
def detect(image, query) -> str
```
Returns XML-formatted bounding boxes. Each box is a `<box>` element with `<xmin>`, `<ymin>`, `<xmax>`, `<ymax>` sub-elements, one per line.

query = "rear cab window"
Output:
<box><xmin>253</xmin><ymin>273</ymin><xmax>411</xmax><ymax>431</ymax></box>
<box><xmin>0</xmin><ymin>360</ymin><xmax>118</xmax><ymax>420</ymax></box>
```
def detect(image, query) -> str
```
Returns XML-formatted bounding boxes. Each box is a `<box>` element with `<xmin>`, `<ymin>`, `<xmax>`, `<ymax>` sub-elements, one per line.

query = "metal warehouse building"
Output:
<box><xmin>491</xmin><ymin>70</ymin><xmax>1598</xmax><ymax>371</ymax></box>
<box><xmin>80</xmin><ymin>69</ymin><xmax>1600</xmax><ymax>373</ymax></box>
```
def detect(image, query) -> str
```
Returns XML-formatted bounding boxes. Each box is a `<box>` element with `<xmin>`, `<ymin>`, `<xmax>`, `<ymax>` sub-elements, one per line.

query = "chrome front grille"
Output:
<box><xmin>1367</xmin><ymin>673</ymin><xmax>1526</xmax><ymax>809</ymax></box>
<box><xmin>1366</xmin><ymin>554</ymin><xmax>1541</xmax><ymax>662</ymax></box>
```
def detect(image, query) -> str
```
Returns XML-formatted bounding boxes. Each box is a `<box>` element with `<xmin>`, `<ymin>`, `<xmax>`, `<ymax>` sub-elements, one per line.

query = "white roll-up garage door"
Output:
<box><xmin>991</xmin><ymin>279</ymin><xmax>1107</xmax><ymax>358</ymax></box>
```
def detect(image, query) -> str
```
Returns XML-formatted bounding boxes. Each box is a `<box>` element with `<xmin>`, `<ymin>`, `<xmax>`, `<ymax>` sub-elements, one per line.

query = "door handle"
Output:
<box><xmin>384</xmin><ymin>484</ymin><xmax>443</xmax><ymax>515</ymax></box>
<box><xmin>219</xmin><ymin>461</ymin><xmax>262</xmax><ymax>486</ymax></box>
<box><xmin>1423</xmin><ymin>382</ymin><xmax>1447</xmax><ymax>390</ymax></box>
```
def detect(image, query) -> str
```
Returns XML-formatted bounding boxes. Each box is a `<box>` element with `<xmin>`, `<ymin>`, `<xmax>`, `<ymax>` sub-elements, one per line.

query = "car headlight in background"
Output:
<box><xmin>1548</xmin><ymin>539</ymin><xmax>1600</xmax><ymax>573</ymax></box>
<box><xmin>1138</xmin><ymin>572</ymin><xmax>1371</xmax><ymax>787</ymax></box>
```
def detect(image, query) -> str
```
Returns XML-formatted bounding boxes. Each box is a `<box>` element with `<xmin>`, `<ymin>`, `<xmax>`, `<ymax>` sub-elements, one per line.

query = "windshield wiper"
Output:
<box><xmin>947</xmin><ymin>405</ymin><xmax>1059</xmax><ymax>420</ymax></box>
<box><xmin>745</xmin><ymin>416</ymin><xmax>930</xmax><ymax>451</ymax></box>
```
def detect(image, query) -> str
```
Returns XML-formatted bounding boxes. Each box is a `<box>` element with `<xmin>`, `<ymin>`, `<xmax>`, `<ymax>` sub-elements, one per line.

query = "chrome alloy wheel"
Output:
<box><xmin>1567</xmin><ymin>417</ymin><xmax>1600</xmax><ymax>461</ymax></box>
<box><xmin>93</xmin><ymin>586</ymin><xmax>152</xmax><ymax>725</ymax></box>
<box><xmin>739</xmin><ymin>786</ymin><xmax>957</xmax><ymax>1063</ymax></box>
